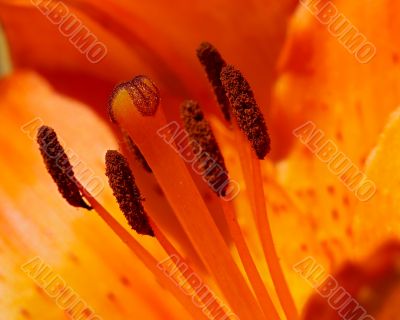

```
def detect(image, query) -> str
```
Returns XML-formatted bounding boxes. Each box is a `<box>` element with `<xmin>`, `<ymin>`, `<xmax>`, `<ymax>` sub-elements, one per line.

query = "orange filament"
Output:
<box><xmin>150</xmin><ymin>222</ymin><xmax>230</xmax><ymax>320</ymax></box>
<box><xmin>231</xmin><ymin>121</ymin><xmax>298</xmax><ymax>319</ymax></box>
<box><xmin>221</xmin><ymin>200</ymin><xmax>280</xmax><ymax>319</ymax></box>
<box><xmin>76</xmin><ymin>182</ymin><xmax>209</xmax><ymax>320</ymax></box>
<box><xmin>250</xmin><ymin>154</ymin><xmax>298</xmax><ymax>320</ymax></box>
<box><xmin>110</xmin><ymin>84</ymin><xmax>265</xmax><ymax>320</ymax></box>
<box><xmin>118</xmin><ymin>135</ymin><xmax>230</xmax><ymax>319</ymax></box>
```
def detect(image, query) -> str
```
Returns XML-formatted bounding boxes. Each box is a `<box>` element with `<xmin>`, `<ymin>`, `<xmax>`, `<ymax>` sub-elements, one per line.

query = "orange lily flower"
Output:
<box><xmin>1</xmin><ymin>1</ymin><xmax>400</xmax><ymax>319</ymax></box>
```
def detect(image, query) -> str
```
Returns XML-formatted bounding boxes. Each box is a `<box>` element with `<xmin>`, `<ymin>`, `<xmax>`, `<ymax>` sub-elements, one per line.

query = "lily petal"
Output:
<box><xmin>270</xmin><ymin>0</ymin><xmax>400</xmax><ymax>271</ymax></box>
<box><xmin>272</xmin><ymin>0</ymin><xmax>400</xmax><ymax>160</ymax></box>
<box><xmin>0</xmin><ymin>0</ymin><xmax>297</xmax><ymax>117</ymax></box>
<box><xmin>354</xmin><ymin>106</ymin><xmax>400</xmax><ymax>256</ymax></box>
<box><xmin>0</xmin><ymin>71</ymin><xmax>190</xmax><ymax>319</ymax></box>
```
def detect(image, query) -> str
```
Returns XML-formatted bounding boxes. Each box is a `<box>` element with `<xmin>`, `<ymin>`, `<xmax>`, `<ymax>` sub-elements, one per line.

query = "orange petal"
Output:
<box><xmin>302</xmin><ymin>240</ymin><xmax>400</xmax><ymax>320</ymax></box>
<box><xmin>0</xmin><ymin>71</ymin><xmax>190</xmax><ymax>319</ymax></box>
<box><xmin>210</xmin><ymin>116</ymin><xmax>323</xmax><ymax>310</ymax></box>
<box><xmin>0</xmin><ymin>0</ymin><xmax>297</xmax><ymax>117</ymax></box>
<box><xmin>354</xmin><ymin>106</ymin><xmax>400</xmax><ymax>256</ymax></box>
<box><xmin>271</xmin><ymin>0</ymin><xmax>400</xmax><ymax>160</ymax></box>
<box><xmin>269</xmin><ymin>0</ymin><xmax>400</xmax><ymax>270</ymax></box>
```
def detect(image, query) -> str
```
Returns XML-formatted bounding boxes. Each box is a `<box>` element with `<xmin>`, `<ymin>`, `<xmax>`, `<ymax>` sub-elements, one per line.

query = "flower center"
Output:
<box><xmin>36</xmin><ymin>42</ymin><xmax>299</xmax><ymax>320</ymax></box>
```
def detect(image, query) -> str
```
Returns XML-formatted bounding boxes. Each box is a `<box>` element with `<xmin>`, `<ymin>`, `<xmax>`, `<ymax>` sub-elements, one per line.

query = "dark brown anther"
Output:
<box><xmin>36</xmin><ymin>126</ymin><xmax>91</xmax><ymax>210</ymax></box>
<box><xmin>220</xmin><ymin>65</ymin><xmax>271</xmax><ymax>159</ymax></box>
<box><xmin>196</xmin><ymin>42</ymin><xmax>231</xmax><ymax>122</ymax></box>
<box><xmin>105</xmin><ymin>150</ymin><xmax>154</xmax><ymax>236</ymax></box>
<box><xmin>180</xmin><ymin>100</ymin><xmax>229</xmax><ymax>197</ymax></box>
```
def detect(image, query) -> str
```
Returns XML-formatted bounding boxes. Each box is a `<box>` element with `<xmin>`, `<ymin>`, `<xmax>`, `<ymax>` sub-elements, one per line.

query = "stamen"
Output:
<box><xmin>180</xmin><ymin>100</ymin><xmax>229</xmax><ymax>196</ymax></box>
<box><xmin>121</xmin><ymin>133</ymin><xmax>152</xmax><ymax>173</ymax></box>
<box><xmin>251</xmin><ymin>156</ymin><xmax>298</xmax><ymax>319</ymax></box>
<box><xmin>179</xmin><ymin>99</ymin><xmax>278</xmax><ymax>317</ymax></box>
<box><xmin>219</xmin><ymin>64</ymin><xmax>297</xmax><ymax>318</ymax></box>
<box><xmin>233</xmin><ymin>128</ymin><xmax>298</xmax><ymax>319</ymax></box>
<box><xmin>36</xmin><ymin>126</ymin><xmax>91</xmax><ymax>210</ymax></box>
<box><xmin>180</xmin><ymin>101</ymin><xmax>278</xmax><ymax>317</ymax></box>
<box><xmin>105</xmin><ymin>150</ymin><xmax>154</xmax><ymax>236</ymax></box>
<box><xmin>75</xmin><ymin>182</ymin><xmax>210</xmax><ymax>320</ymax></box>
<box><xmin>37</xmin><ymin>131</ymin><xmax>209</xmax><ymax>319</ymax></box>
<box><xmin>103</xmin><ymin>147</ymin><xmax>227</xmax><ymax>316</ymax></box>
<box><xmin>220</xmin><ymin>65</ymin><xmax>271</xmax><ymax>159</ymax></box>
<box><xmin>196</xmin><ymin>42</ymin><xmax>230</xmax><ymax>121</ymax></box>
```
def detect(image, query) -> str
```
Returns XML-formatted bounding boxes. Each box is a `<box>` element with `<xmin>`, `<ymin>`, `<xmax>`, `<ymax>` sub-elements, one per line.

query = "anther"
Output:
<box><xmin>196</xmin><ymin>42</ymin><xmax>230</xmax><ymax>121</ymax></box>
<box><xmin>180</xmin><ymin>100</ymin><xmax>229</xmax><ymax>196</ymax></box>
<box><xmin>105</xmin><ymin>150</ymin><xmax>154</xmax><ymax>236</ymax></box>
<box><xmin>36</xmin><ymin>126</ymin><xmax>91</xmax><ymax>210</ymax></box>
<box><xmin>220</xmin><ymin>65</ymin><xmax>271</xmax><ymax>159</ymax></box>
